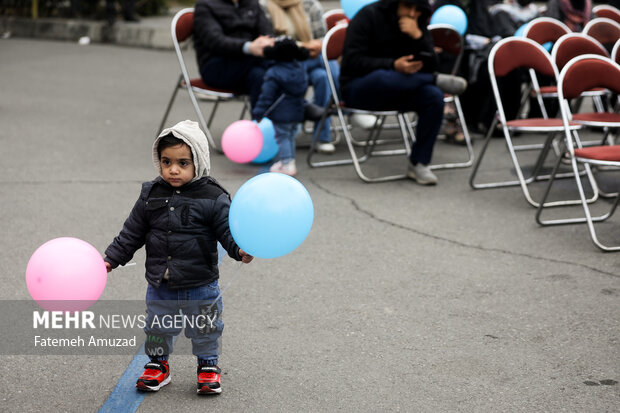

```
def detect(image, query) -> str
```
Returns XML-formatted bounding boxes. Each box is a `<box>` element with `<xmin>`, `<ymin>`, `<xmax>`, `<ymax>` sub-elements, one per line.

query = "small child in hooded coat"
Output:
<box><xmin>104</xmin><ymin>120</ymin><xmax>253</xmax><ymax>394</ymax></box>
<box><xmin>252</xmin><ymin>37</ymin><xmax>310</xmax><ymax>176</ymax></box>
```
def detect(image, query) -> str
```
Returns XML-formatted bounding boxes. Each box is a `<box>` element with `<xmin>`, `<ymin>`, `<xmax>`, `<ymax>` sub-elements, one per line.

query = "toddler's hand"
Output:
<box><xmin>239</xmin><ymin>249</ymin><xmax>254</xmax><ymax>264</ymax></box>
<box><xmin>105</xmin><ymin>261</ymin><xmax>112</xmax><ymax>273</ymax></box>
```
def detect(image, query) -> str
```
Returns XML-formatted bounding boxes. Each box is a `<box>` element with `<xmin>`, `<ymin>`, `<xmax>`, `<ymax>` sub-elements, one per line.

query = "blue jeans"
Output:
<box><xmin>200</xmin><ymin>55</ymin><xmax>269</xmax><ymax>110</ymax></box>
<box><xmin>144</xmin><ymin>280</ymin><xmax>223</xmax><ymax>366</ymax></box>
<box><xmin>274</xmin><ymin>122</ymin><xmax>301</xmax><ymax>163</ymax></box>
<box><xmin>342</xmin><ymin>70</ymin><xmax>444</xmax><ymax>165</ymax></box>
<box><xmin>303</xmin><ymin>57</ymin><xmax>340</xmax><ymax>143</ymax></box>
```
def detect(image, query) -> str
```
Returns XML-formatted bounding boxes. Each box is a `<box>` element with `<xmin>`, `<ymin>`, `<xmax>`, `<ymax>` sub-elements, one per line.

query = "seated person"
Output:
<box><xmin>193</xmin><ymin>0</ymin><xmax>275</xmax><ymax>110</ymax></box>
<box><xmin>340</xmin><ymin>0</ymin><xmax>467</xmax><ymax>185</ymax></box>
<box><xmin>260</xmin><ymin>0</ymin><xmax>341</xmax><ymax>153</ymax></box>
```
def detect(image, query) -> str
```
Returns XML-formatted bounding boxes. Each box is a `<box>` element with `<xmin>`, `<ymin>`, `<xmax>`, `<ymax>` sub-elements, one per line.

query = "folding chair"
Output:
<box><xmin>583</xmin><ymin>17</ymin><xmax>620</xmax><ymax>51</ymax></box>
<box><xmin>593</xmin><ymin>4</ymin><xmax>620</xmax><ymax>25</ymax></box>
<box><xmin>159</xmin><ymin>8</ymin><xmax>249</xmax><ymax>152</ymax></box>
<box><xmin>323</xmin><ymin>9</ymin><xmax>348</xmax><ymax>31</ymax></box>
<box><xmin>469</xmin><ymin>37</ymin><xmax>588</xmax><ymax>207</ymax></box>
<box><xmin>307</xmin><ymin>23</ymin><xmax>415</xmax><ymax>183</ymax></box>
<box><xmin>536</xmin><ymin>55</ymin><xmax>620</xmax><ymax>252</ymax></box>
<box><xmin>522</xmin><ymin>17</ymin><xmax>571</xmax><ymax>118</ymax></box>
<box><xmin>428</xmin><ymin>23</ymin><xmax>474</xmax><ymax>170</ymax></box>
<box><xmin>551</xmin><ymin>33</ymin><xmax>610</xmax><ymax>114</ymax></box>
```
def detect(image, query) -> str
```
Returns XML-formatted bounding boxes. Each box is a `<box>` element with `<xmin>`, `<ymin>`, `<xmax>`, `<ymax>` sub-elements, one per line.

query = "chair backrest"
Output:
<box><xmin>559</xmin><ymin>54</ymin><xmax>620</xmax><ymax>100</ymax></box>
<box><xmin>557</xmin><ymin>54</ymin><xmax>620</xmax><ymax>154</ymax></box>
<box><xmin>613</xmin><ymin>38</ymin><xmax>620</xmax><ymax>65</ymax></box>
<box><xmin>488</xmin><ymin>37</ymin><xmax>557</xmax><ymax>123</ymax></box>
<box><xmin>429</xmin><ymin>23</ymin><xmax>464</xmax><ymax>75</ymax></box>
<box><xmin>172</xmin><ymin>8</ymin><xmax>195</xmax><ymax>44</ymax></box>
<box><xmin>593</xmin><ymin>4</ymin><xmax>620</xmax><ymax>25</ymax></box>
<box><xmin>323</xmin><ymin>9</ymin><xmax>348</xmax><ymax>31</ymax></box>
<box><xmin>551</xmin><ymin>33</ymin><xmax>609</xmax><ymax>71</ymax></box>
<box><xmin>523</xmin><ymin>17</ymin><xmax>571</xmax><ymax>46</ymax></box>
<box><xmin>489</xmin><ymin>36</ymin><xmax>556</xmax><ymax>78</ymax></box>
<box><xmin>322</xmin><ymin>23</ymin><xmax>348</xmax><ymax>105</ymax></box>
<box><xmin>583</xmin><ymin>17</ymin><xmax>620</xmax><ymax>47</ymax></box>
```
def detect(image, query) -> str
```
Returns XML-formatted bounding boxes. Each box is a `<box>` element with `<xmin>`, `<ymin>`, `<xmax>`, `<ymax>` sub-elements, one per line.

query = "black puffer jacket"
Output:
<box><xmin>105</xmin><ymin>177</ymin><xmax>242</xmax><ymax>289</ymax></box>
<box><xmin>194</xmin><ymin>0</ymin><xmax>274</xmax><ymax>70</ymax></box>
<box><xmin>340</xmin><ymin>0</ymin><xmax>438</xmax><ymax>90</ymax></box>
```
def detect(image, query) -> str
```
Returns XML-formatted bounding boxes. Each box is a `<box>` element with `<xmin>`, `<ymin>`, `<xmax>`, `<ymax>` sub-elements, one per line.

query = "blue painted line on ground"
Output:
<box><xmin>98</xmin><ymin>344</ymin><xmax>149</xmax><ymax>413</ymax></box>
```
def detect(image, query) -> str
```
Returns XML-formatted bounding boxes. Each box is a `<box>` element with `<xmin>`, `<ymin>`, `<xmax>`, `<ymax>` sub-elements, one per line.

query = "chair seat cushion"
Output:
<box><xmin>572</xmin><ymin>112</ymin><xmax>620</xmax><ymax>125</ymax></box>
<box><xmin>574</xmin><ymin>145</ymin><xmax>620</xmax><ymax>162</ymax></box>
<box><xmin>539</xmin><ymin>85</ymin><xmax>557</xmax><ymax>94</ymax></box>
<box><xmin>535</xmin><ymin>86</ymin><xmax>606</xmax><ymax>96</ymax></box>
<box><xmin>506</xmin><ymin>118</ymin><xmax>580</xmax><ymax>130</ymax></box>
<box><xmin>184</xmin><ymin>78</ymin><xmax>237</xmax><ymax>94</ymax></box>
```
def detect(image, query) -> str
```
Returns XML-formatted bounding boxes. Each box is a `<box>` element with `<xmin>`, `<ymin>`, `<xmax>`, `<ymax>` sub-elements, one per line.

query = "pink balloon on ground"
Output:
<box><xmin>221</xmin><ymin>120</ymin><xmax>264</xmax><ymax>163</ymax></box>
<box><xmin>25</xmin><ymin>237</ymin><xmax>107</xmax><ymax>312</ymax></box>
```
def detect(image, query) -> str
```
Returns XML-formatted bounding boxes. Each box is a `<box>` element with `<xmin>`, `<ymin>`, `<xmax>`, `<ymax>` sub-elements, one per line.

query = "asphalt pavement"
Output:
<box><xmin>0</xmin><ymin>26</ymin><xmax>619</xmax><ymax>413</ymax></box>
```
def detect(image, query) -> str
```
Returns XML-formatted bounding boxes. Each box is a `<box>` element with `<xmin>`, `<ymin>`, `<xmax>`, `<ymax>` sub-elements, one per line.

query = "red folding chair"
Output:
<box><xmin>159</xmin><ymin>8</ymin><xmax>249</xmax><ymax>152</ymax></box>
<box><xmin>536</xmin><ymin>55</ymin><xmax>620</xmax><ymax>252</ymax></box>
<box><xmin>469</xmin><ymin>37</ymin><xmax>590</xmax><ymax>208</ymax></box>
<box><xmin>593</xmin><ymin>4</ymin><xmax>620</xmax><ymax>25</ymax></box>
<box><xmin>583</xmin><ymin>17</ymin><xmax>620</xmax><ymax>50</ymax></box>
<box><xmin>323</xmin><ymin>9</ymin><xmax>348</xmax><ymax>31</ymax></box>
<box><xmin>428</xmin><ymin>23</ymin><xmax>474</xmax><ymax>170</ymax></box>
<box><xmin>551</xmin><ymin>33</ymin><xmax>611</xmax><ymax>115</ymax></box>
<box><xmin>522</xmin><ymin>17</ymin><xmax>571</xmax><ymax>118</ymax></box>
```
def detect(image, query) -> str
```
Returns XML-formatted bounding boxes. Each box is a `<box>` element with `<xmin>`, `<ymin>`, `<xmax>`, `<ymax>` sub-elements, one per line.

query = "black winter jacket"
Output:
<box><xmin>105</xmin><ymin>177</ymin><xmax>242</xmax><ymax>289</ymax></box>
<box><xmin>194</xmin><ymin>0</ymin><xmax>274</xmax><ymax>70</ymax></box>
<box><xmin>340</xmin><ymin>0</ymin><xmax>438</xmax><ymax>91</ymax></box>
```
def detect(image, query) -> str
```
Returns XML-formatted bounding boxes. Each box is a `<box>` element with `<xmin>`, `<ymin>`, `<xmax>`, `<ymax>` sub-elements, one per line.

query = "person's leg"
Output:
<box><xmin>305</xmin><ymin>58</ymin><xmax>340</xmax><ymax>143</ymax></box>
<box><xmin>200</xmin><ymin>56</ymin><xmax>267</xmax><ymax>109</ymax></box>
<box><xmin>273</xmin><ymin>123</ymin><xmax>294</xmax><ymax>163</ymax></box>
<box><xmin>407</xmin><ymin>84</ymin><xmax>445</xmax><ymax>165</ymax></box>
<box><xmin>181</xmin><ymin>281</ymin><xmax>224</xmax><ymax>394</ymax></box>
<box><xmin>138</xmin><ymin>281</ymin><xmax>181</xmax><ymax>391</ymax></box>
<box><xmin>182</xmin><ymin>281</ymin><xmax>224</xmax><ymax>367</ymax></box>
<box><xmin>143</xmin><ymin>282</ymin><xmax>182</xmax><ymax>362</ymax></box>
<box><xmin>342</xmin><ymin>69</ymin><xmax>435</xmax><ymax>111</ymax></box>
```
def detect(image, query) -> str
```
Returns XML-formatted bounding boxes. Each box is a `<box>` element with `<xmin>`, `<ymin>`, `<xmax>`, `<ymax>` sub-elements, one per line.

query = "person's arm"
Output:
<box><xmin>211</xmin><ymin>192</ymin><xmax>253</xmax><ymax>263</ymax></box>
<box><xmin>104</xmin><ymin>190</ymin><xmax>149</xmax><ymax>272</ymax></box>
<box><xmin>251</xmin><ymin>72</ymin><xmax>279</xmax><ymax>120</ymax></box>
<box><xmin>194</xmin><ymin>0</ymin><xmax>271</xmax><ymax>57</ymax></box>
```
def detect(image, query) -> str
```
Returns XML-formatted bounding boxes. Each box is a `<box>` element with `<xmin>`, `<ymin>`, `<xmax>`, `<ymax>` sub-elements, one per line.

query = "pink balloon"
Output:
<box><xmin>26</xmin><ymin>237</ymin><xmax>107</xmax><ymax>312</ymax></box>
<box><xmin>221</xmin><ymin>120</ymin><xmax>264</xmax><ymax>163</ymax></box>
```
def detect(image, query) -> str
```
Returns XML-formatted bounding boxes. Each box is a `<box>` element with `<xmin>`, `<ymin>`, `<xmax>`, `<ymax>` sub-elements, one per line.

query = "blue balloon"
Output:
<box><xmin>252</xmin><ymin>118</ymin><xmax>279</xmax><ymax>164</ymax></box>
<box><xmin>430</xmin><ymin>5</ymin><xmax>468</xmax><ymax>36</ymax></box>
<box><xmin>229</xmin><ymin>173</ymin><xmax>314</xmax><ymax>259</ymax></box>
<box><xmin>341</xmin><ymin>0</ymin><xmax>377</xmax><ymax>20</ymax></box>
<box><xmin>515</xmin><ymin>23</ymin><xmax>528</xmax><ymax>37</ymax></box>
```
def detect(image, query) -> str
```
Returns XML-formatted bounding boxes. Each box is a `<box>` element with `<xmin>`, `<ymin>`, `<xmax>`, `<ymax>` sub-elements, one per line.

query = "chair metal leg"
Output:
<box><xmin>430</xmin><ymin>95</ymin><xmax>474</xmax><ymax>170</ymax></box>
<box><xmin>469</xmin><ymin>123</ymin><xmax>598</xmax><ymax>207</ymax></box>
<box><xmin>158</xmin><ymin>75</ymin><xmax>183</xmax><ymax>135</ymax></box>
<box><xmin>536</xmin><ymin>156</ymin><xmax>620</xmax><ymax>252</ymax></box>
<box><xmin>186</xmin><ymin>82</ymin><xmax>219</xmax><ymax>152</ymax></box>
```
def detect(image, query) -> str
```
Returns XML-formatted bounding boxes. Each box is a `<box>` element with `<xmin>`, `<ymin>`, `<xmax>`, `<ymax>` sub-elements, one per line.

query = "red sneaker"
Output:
<box><xmin>136</xmin><ymin>361</ymin><xmax>171</xmax><ymax>392</ymax></box>
<box><xmin>197</xmin><ymin>365</ymin><xmax>221</xmax><ymax>394</ymax></box>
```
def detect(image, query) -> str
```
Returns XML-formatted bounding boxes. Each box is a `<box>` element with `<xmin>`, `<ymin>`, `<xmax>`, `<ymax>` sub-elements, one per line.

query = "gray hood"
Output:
<box><xmin>153</xmin><ymin>120</ymin><xmax>211</xmax><ymax>181</ymax></box>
